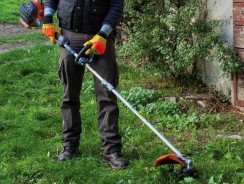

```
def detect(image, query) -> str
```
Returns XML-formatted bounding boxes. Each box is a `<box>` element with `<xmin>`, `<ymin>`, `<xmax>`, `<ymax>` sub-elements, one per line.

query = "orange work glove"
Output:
<box><xmin>84</xmin><ymin>32</ymin><xmax>107</xmax><ymax>55</ymax></box>
<box><xmin>42</xmin><ymin>16</ymin><xmax>60</xmax><ymax>44</ymax></box>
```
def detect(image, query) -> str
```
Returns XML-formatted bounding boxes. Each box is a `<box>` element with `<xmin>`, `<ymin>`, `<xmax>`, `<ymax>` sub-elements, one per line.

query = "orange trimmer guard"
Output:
<box><xmin>154</xmin><ymin>154</ymin><xmax>186</xmax><ymax>166</ymax></box>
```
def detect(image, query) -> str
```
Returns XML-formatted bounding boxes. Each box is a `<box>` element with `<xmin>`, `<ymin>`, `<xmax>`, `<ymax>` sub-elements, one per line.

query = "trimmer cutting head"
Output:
<box><xmin>181</xmin><ymin>166</ymin><xmax>198</xmax><ymax>178</ymax></box>
<box><xmin>154</xmin><ymin>154</ymin><xmax>197</xmax><ymax>177</ymax></box>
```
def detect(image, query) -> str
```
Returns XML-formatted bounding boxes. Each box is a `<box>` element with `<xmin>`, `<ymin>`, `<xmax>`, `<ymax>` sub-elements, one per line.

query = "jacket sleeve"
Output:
<box><xmin>103</xmin><ymin>0</ymin><xmax>124</xmax><ymax>29</ymax></box>
<box><xmin>44</xmin><ymin>0</ymin><xmax>59</xmax><ymax>16</ymax></box>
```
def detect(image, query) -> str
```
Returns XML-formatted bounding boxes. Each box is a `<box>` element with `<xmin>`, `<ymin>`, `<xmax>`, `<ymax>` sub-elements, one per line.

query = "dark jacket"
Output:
<box><xmin>45</xmin><ymin>0</ymin><xmax>124</xmax><ymax>34</ymax></box>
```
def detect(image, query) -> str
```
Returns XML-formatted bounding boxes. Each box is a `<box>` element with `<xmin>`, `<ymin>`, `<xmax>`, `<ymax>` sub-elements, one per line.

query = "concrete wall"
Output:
<box><xmin>197</xmin><ymin>0</ymin><xmax>233</xmax><ymax>97</ymax></box>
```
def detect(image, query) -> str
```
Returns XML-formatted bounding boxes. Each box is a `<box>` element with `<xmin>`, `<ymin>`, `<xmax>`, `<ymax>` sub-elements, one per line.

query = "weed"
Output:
<box><xmin>121</xmin><ymin>87</ymin><xmax>159</xmax><ymax>108</ymax></box>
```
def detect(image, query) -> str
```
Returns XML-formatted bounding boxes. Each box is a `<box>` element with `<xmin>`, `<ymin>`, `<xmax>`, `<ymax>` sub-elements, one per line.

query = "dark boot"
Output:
<box><xmin>58</xmin><ymin>146</ymin><xmax>79</xmax><ymax>162</ymax></box>
<box><xmin>103</xmin><ymin>152</ymin><xmax>129</xmax><ymax>169</ymax></box>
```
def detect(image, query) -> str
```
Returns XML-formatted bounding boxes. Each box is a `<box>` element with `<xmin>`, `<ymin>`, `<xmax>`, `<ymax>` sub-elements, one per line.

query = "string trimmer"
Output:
<box><xmin>19</xmin><ymin>0</ymin><xmax>197</xmax><ymax>177</ymax></box>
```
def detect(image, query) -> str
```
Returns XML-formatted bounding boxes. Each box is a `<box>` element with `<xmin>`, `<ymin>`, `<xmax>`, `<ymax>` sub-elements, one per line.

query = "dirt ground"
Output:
<box><xmin>0</xmin><ymin>23</ymin><xmax>38</xmax><ymax>36</ymax></box>
<box><xmin>0</xmin><ymin>23</ymin><xmax>39</xmax><ymax>53</ymax></box>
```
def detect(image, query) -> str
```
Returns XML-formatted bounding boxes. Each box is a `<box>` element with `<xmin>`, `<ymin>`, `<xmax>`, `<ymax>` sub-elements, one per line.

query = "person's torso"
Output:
<box><xmin>57</xmin><ymin>0</ymin><xmax>110</xmax><ymax>34</ymax></box>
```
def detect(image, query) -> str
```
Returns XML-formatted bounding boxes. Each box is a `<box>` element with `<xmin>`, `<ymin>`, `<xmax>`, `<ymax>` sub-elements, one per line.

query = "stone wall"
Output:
<box><xmin>197</xmin><ymin>0</ymin><xmax>233</xmax><ymax>98</ymax></box>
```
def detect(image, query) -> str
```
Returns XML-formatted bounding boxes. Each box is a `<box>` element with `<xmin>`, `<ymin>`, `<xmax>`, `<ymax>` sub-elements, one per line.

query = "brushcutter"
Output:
<box><xmin>19</xmin><ymin>0</ymin><xmax>197</xmax><ymax>177</ymax></box>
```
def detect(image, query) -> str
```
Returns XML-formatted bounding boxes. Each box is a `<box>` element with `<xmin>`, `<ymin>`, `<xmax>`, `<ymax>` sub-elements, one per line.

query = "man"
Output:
<box><xmin>42</xmin><ymin>0</ymin><xmax>129</xmax><ymax>169</ymax></box>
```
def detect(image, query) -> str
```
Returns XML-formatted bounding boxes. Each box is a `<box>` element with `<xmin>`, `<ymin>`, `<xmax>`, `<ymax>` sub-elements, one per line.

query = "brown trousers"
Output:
<box><xmin>58</xmin><ymin>29</ymin><xmax>122</xmax><ymax>154</ymax></box>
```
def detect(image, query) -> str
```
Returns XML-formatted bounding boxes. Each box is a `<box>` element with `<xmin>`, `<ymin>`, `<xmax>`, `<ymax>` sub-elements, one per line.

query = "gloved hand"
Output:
<box><xmin>84</xmin><ymin>32</ymin><xmax>107</xmax><ymax>55</ymax></box>
<box><xmin>42</xmin><ymin>16</ymin><xmax>60</xmax><ymax>44</ymax></box>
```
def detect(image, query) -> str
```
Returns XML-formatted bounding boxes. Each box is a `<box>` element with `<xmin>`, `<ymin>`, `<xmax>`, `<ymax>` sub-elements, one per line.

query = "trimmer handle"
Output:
<box><xmin>74</xmin><ymin>45</ymin><xmax>91</xmax><ymax>64</ymax></box>
<box><xmin>55</xmin><ymin>33</ymin><xmax>93</xmax><ymax>65</ymax></box>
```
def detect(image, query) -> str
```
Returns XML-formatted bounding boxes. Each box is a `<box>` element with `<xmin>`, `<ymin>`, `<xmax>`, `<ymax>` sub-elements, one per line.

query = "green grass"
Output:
<box><xmin>0</xmin><ymin>0</ymin><xmax>29</xmax><ymax>23</ymax></box>
<box><xmin>0</xmin><ymin>0</ymin><xmax>58</xmax><ymax>24</ymax></box>
<box><xmin>0</xmin><ymin>3</ymin><xmax>244</xmax><ymax>183</ymax></box>
<box><xmin>0</xmin><ymin>32</ymin><xmax>44</xmax><ymax>44</ymax></box>
<box><xmin>0</xmin><ymin>43</ymin><xmax>244</xmax><ymax>184</ymax></box>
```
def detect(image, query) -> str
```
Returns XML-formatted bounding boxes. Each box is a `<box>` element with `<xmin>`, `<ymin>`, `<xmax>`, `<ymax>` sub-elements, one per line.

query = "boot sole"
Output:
<box><xmin>102</xmin><ymin>158</ymin><xmax>128</xmax><ymax>169</ymax></box>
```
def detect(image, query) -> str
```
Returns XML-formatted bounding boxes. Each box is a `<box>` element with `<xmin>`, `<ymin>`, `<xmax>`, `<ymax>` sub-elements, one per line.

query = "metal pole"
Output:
<box><xmin>85</xmin><ymin>64</ymin><xmax>183</xmax><ymax>157</ymax></box>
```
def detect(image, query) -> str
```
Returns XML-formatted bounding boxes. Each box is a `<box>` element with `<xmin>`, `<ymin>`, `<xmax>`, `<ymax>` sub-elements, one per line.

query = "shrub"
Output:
<box><xmin>120</xmin><ymin>0</ymin><xmax>241</xmax><ymax>78</ymax></box>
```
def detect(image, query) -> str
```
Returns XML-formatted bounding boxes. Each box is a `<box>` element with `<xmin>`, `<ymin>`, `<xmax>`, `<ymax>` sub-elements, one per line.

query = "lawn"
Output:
<box><xmin>0</xmin><ymin>1</ymin><xmax>243</xmax><ymax>184</ymax></box>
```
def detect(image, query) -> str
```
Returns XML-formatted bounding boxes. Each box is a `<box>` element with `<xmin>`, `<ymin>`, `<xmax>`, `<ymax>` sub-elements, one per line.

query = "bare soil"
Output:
<box><xmin>0</xmin><ymin>23</ymin><xmax>38</xmax><ymax>36</ymax></box>
<box><xmin>0</xmin><ymin>23</ymin><xmax>39</xmax><ymax>53</ymax></box>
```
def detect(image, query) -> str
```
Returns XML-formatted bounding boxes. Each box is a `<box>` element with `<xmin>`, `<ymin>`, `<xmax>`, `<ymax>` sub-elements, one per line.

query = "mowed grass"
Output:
<box><xmin>0</xmin><ymin>0</ymin><xmax>29</xmax><ymax>23</ymax></box>
<box><xmin>0</xmin><ymin>45</ymin><xmax>169</xmax><ymax>183</ymax></box>
<box><xmin>0</xmin><ymin>1</ymin><xmax>244</xmax><ymax>183</ymax></box>
<box><xmin>0</xmin><ymin>43</ymin><xmax>244</xmax><ymax>184</ymax></box>
<box><xmin>0</xmin><ymin>32</ymin><xmax>44</xmax><ymax>44</ymax></box>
